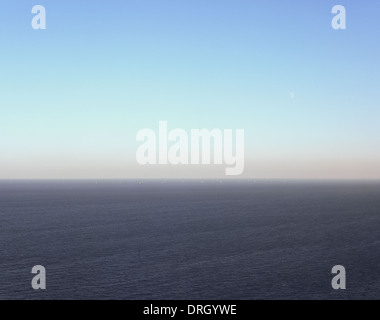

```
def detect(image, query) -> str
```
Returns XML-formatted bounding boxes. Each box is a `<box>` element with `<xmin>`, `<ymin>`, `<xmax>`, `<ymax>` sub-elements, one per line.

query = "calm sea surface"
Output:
<box><xmin>0</xmin><ymin>180</ymin><xmax>379</xmax><ymax>300</ymax></box>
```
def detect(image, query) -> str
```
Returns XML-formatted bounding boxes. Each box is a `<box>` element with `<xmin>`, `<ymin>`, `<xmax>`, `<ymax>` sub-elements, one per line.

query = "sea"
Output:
<box><xmin>0</xmin><ymin>180</ymin><xmax>379</xmax><ymax>300</ymax></box>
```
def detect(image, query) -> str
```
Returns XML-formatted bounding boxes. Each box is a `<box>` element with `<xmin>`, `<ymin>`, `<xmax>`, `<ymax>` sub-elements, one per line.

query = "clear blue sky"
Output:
<box><xmin>1</xmin><ymin>0</ymin><xmax>379</xmax><ymax>179</ymax></box>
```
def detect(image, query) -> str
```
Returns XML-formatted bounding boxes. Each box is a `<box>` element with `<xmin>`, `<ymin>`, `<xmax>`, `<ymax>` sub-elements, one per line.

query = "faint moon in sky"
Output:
<box><xmin>290</xmin><ymin>92</ymin><xmax>295</xmax><ymax>99</ymax></box>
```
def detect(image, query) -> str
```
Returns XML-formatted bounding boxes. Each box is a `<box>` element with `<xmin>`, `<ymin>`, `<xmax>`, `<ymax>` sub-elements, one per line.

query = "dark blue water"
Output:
<box><xmin>0</xmin><ymin>180</ymin><xmax>379</xmax><ymax>300</ymax></box>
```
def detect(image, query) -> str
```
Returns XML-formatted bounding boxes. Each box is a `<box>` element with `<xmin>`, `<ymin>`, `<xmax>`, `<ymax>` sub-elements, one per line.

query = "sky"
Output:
<box><xmin>0</xmin><ymin>0</ymin><xmax>379</xmax><ymax>179</ymax></box>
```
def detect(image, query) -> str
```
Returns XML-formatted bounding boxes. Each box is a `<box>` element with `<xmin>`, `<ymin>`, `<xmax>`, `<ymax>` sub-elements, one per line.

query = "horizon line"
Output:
<box><xmin>1</xmin><ymin>178</ymin><xmax>380</xmax><ymax>182</ymax></box>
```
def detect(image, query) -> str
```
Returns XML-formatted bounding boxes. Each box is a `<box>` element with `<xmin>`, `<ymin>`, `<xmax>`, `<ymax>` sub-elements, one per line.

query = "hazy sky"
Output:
<box><xmin>1</xmin><ymin>0</ymin><xmax>379</xmax><ymax>179</ymax></box>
